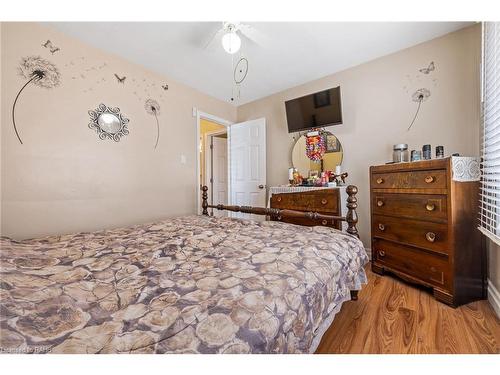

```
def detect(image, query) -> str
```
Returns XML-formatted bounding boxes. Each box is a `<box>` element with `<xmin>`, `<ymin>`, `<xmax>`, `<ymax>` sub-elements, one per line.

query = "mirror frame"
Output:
<box><xmin>88</xmin><ymin>103</ymin><xmax>130</xmax><ymax>142</ymax></box>
<box><xmin>291</xmin><ymin>131</ymin><xmax>343</xmax><ymax>175</ymax></box>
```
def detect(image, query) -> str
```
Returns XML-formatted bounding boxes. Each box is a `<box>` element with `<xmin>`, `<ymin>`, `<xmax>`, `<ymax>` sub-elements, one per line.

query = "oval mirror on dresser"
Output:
<box><xmin>291</xmin><ymin>131</ymin><xmax>343</xmax><ymax>176</ymax></box>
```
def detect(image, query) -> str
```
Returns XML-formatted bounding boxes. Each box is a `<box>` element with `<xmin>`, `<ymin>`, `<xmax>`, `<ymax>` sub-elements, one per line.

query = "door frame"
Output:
<box><xmin>196</xmin><ymin>110</ymin><xmax>233</xmax><ymax>214</ymax></box>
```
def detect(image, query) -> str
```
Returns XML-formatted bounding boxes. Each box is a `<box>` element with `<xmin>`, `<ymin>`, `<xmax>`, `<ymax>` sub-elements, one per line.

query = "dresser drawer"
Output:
<box><xmin>270</xmin><ymin>190</ymin><xmax>339</xmax><ymax>213</ymax></box>
<box><xmin>373</xmin><ymin>239</ymin><xmax>450</xmax><ymax>289</ymax></box>
<box><xmin>372</xmin><ymin>193</ymin><xmax>447</xmax><ymax>223</ymax></box>
<box><xmin>372</xmin><ymin>169</ymin><xmax>447</xmax><ymax>189</ymax></box>
<box><xmin>372</xmin><ymin>215</ymin><xmax>449</xmax><ymax>255</ymax></box>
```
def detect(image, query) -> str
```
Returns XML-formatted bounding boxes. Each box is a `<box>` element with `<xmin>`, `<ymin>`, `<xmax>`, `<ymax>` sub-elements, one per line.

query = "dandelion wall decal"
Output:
<box><xmin>145</xmin><ymin>99</ymin><xmax>161</xmax><ymax>149</ymax></box>
<box><xmin>407</xmin><ymin>88</ymin><xmax>431</xmax><ymax>131</ymax></box>
<box><xmin>12</xmin><ymin>56</ymin><xmax>61</xmax><ymax>144</ymax></box>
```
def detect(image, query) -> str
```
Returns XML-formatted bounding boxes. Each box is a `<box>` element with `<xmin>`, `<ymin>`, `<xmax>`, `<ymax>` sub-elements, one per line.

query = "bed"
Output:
<box><xmin>0</xmin><ymin>186</ymin><xmax>368</xmax><ymax>354</ymax></box>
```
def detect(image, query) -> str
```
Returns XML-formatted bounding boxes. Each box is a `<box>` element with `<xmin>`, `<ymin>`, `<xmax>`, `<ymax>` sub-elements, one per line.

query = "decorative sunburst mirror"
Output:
<box><xmin>88</xmin><ymin>103</ymin><xmax>130</xmax><ymax>142</ymax></box>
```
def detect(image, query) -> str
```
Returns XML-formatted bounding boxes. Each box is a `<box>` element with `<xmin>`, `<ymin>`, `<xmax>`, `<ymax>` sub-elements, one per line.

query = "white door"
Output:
<box><xmin>229</xmin><ymin>118</ymin><xmax>266</xmax><ymax>220</ymax></box>
<box><xmin>210</xmin><ymin>136</ymin><xmax>228</xmax><ymax>217</ymax></box>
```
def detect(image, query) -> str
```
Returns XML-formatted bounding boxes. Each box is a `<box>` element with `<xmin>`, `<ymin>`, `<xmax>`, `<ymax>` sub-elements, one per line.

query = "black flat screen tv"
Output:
<box><xmin>285</xmin><ymin>86</ymin><xmax>342</xmax><ymax>133</ymax></box>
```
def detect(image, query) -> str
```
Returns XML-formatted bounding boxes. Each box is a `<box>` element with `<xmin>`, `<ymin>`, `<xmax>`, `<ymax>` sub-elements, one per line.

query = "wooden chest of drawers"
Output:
<box><xmin>370</xmin><ymin>158</ymin><xmax>486</xmax><ymax>306</ymax></box>
<box><xmin>270</xmin><ymin>188</ymin><xmax>343</xmax><ymax>229</ymax></box>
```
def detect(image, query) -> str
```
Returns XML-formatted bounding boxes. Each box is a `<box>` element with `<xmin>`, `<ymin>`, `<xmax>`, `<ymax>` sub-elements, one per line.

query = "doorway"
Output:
<box><xmin>196</xmin><ymin>112</ymin><xmax>267</xmax><ymax>218</ymax></box>
<box><xmin>196</xmin><ymin>112</ymin><xmax>232</xmax><ymax>215</ymax></box>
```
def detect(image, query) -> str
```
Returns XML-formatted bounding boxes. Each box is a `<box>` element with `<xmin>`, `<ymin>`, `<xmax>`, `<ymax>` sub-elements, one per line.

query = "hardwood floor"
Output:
<box><xmin>316</xmin><ymin>264</ymin><xmax>500</xmax><ymax>354</ymax></box>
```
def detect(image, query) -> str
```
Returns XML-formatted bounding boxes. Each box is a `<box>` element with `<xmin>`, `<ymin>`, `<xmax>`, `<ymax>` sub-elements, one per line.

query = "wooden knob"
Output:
<box><xmin>378</xmin><ymin>250</ymin><xmax>386</xmax><ymax>257</ymax></box>
<box><xmin>321</xmin><ymin>198</ymin><xmax>328</xmax><ymax>205</ymax></box>
<box><xmin>425</xmin><ymin>175</ymin><xmax>435</xmax><ymax>183</ymax></box>
<box><xmin>321</xmin><ymin>220</ymin><xmax>328</xmax><ymax>226</ymax></box>
<box><xmin>425</xmin><ymin>203</ymin><xmax>436</xmax><ymax>211</ymax></box>
<box><xmin>277</xmin><ymin>197</ymin><xmax>282</xmax><ymax>202</ymax></box>
<box><xmin>376</xmin><ymin>178</ymin><xmax>384</xmax><ymax>184</ymax></box>
<box><xmin>426</xmin><ymin>232</ymin><xmax>436</xmax><ymax>242</ymax></box>
<box><xmin>378</xmin><ymin>223</ymin><xmax>385</xmax><ymax>231</ymax></box>
<box><xmin>377</xmin><ymin>200</ymin><xmax>384</xmax><ymax>207</ymax></box>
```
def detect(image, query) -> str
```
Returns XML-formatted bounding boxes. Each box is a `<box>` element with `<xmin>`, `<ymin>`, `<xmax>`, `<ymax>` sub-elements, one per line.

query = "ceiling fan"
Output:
<box><xmin>203</xmin><ymin>22</ymin><xmax>266</xmax><ymax>54</ymax></box>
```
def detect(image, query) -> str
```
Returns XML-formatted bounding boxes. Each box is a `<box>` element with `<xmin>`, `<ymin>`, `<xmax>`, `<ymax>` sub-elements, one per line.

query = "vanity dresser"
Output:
<box><xmin>370</xmin><ymin>157</ymin><xmax>486</xmax><ymax>306</ymax></box>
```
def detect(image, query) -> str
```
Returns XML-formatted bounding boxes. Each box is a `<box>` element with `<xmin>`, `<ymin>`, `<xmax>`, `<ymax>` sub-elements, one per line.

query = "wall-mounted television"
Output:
<box><xmin>285</xmin><ymin>86</ymin><xmax>342</xmax><ymax>133</ymax></box>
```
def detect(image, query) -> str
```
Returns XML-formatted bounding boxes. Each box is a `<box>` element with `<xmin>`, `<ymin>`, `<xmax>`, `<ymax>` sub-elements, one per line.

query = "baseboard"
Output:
<box><xmin>488</xmin><ymin>279</ymin><xmax>500</xmax><ymax>319</ymax></box>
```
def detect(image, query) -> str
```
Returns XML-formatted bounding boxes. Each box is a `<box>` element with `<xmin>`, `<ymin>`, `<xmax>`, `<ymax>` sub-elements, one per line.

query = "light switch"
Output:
<box><xmin>180</xmin><ymin>154</ymin><xmax>187</xmax><ymax>164</ymax></box>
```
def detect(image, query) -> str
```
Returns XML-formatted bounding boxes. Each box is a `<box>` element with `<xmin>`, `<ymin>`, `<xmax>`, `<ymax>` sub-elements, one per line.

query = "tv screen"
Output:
<box><xmin>285</xmin><ymin>86</ymin><xmax>342</xmax><ymax>133</ymax></box>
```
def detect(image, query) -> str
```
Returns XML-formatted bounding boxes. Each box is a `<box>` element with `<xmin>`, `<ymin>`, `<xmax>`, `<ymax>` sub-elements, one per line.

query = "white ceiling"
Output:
<box><xmin>46</xmin><ymin>22</ymin><xmax>472</xmax><ymax>105</ymax></box>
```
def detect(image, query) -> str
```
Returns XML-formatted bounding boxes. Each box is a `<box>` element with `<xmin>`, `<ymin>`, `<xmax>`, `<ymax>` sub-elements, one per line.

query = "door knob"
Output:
<box><xmin>258</xmin><ymin>184</ymin><xmax>265</xmax><ymax>189</ymax></box>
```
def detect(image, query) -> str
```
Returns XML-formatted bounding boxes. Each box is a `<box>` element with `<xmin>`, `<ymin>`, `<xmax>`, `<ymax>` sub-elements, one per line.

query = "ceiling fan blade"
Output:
<box><xmin>237</xmin><ymin>24</ymin><xmax>268</xmax><ymax>47</ymax></box>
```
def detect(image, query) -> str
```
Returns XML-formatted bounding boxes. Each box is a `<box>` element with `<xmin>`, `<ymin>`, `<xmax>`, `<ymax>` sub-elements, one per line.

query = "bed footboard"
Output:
<box><xmin>201</xmin><ymin>185</ymin><xmax>359</xmax><ymax>238</ymax></box>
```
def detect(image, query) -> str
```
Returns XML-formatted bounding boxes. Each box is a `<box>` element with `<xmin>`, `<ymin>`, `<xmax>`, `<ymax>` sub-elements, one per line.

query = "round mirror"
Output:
<box><xmin>97</xmin><ymin>113</ymin><xmax>122</xmax><ymax>134</ymax></box>
<box><xmin>291</xmin><ymin>131</ymin><xmax>343</xmax><ymax>176</ymax></box>
<box><xmin>89</xmin><ymin>103</ymin><xmax>130</xmax><ymax>142</ymax></box>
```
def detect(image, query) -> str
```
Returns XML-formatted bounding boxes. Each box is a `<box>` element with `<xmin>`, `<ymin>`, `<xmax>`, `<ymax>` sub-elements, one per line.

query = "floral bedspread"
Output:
<box><xmin>0</xmin><ymin>215</ymin><xmax>368</xmax><ymax>354</ymax></box>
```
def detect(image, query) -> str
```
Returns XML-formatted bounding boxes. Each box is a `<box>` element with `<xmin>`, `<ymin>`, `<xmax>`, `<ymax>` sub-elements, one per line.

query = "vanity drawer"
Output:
<box><xmin>372</xmin><ymin>215</ymin><xmax>449</xmax><ymax>255</ymax></box>
<box><xmin>372</xmin><ymin>193</ymin><xmax>448</xmax><ymax>223</ymax></box>
<box><xmin>270</xmin><ymin>190</ymin><xmax>339</xmax><ymax>213</ymax></box>
<box><xmin>371</xmin><ymin>169</ymin><xmax>447</xmax><ymax>190</ymax></box>
<box><xmin>373</xmin><ymin>239</ymin><xmax>450</xmax><ymax>289</ymax></box>
<box><xmin>274</xmin><ymin>215</ymin><xmax>342</xmax><ymax>230</ymax></box>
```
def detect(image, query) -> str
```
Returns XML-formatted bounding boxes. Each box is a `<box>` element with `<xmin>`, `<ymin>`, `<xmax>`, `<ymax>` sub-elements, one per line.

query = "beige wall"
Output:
<box><xmin>1</xmin><ymin>22</ymin><xmax>236</xmax><ymax>239</ymax></box>
<box><xmin>237</xmin><ymin>25</ymin><xmax>482</xmax><ymax>248</ymax></box>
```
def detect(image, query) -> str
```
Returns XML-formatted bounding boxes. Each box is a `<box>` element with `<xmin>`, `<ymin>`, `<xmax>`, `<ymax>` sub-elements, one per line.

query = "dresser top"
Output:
<box><xmin>370</xmin><ymin>156</ymin><xmax>480</xmax><ymax>182</ymax></box>
<box><xmin>370</xmin><ymin>158</ymin><xmax>450</xmax><ymax>173</ymax></box>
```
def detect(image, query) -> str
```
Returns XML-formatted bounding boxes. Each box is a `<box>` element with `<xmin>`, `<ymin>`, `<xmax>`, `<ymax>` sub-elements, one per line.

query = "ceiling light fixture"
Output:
<box><xmin>222</xmin><ymin>26</ymin><xmax>241</xmax><ymax>54</ymax></box>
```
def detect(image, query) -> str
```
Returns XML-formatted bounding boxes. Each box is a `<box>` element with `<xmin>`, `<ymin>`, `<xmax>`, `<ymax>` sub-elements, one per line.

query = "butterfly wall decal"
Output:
<box><xmin>419</xmin><ymin>61</ymin><xmax>435</xmax><ymax>75</ymax></box>
<box><xmin>114</xmin><ymin>74</ymin><xmax>126</xmax><ymax>84</ymax></box>
<box><xmin>162</xmin><ymin>84</ymin><xmax>169</xmax><ymax>90</ymax></box>
<box><xmin>42</xmin><ymin>40</ymin><xmax>60</xmax><ymax>54</ymax></box>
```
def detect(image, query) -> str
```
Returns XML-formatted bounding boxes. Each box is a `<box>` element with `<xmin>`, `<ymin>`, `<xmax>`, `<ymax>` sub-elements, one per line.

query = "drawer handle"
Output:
<box><xmin>277</xmin><ymin>197</ymin><xmax>282</xmax><ymax>202</ymax></box>
<box><xmin>321</xmin><ymin>219</ymin><xmax>328</xmax><ymax>226</ymax></box>
<box><xmin>321</xmin><ymin>198</ymin><xmax>328</xmax><ymax>205</ymax></box>
<box><xmin>378</xmin><ymin>223</ymin><xmax>385</xmax><ymax>231</ymax></box>
<box><xmin>426</xmin><ymin>232</ymin><xmax>436</xmax><ymax>242</ymax></box>
<box><xmin>376</xmin><ymin>177</ymin><xmax>384</xmax><ymax>184</ymax></box>
<box><xmin>378</xmin><ymin>250</ymin><xmax>386</xmax><ymax>257</ymax></box>
<box><xmin>425</xmin><ymin>175</ymin><xmax>435</xmax><ymax>183</ymax></box>
<box><xmin>425</xmin><ymin>203</ymin><xmax>436</xmax><ymax>211</ymax></box>
<box><xmin>377</xmin><ymin>200</ymin><xmax>384</xmax><ymax>207</ymax></box>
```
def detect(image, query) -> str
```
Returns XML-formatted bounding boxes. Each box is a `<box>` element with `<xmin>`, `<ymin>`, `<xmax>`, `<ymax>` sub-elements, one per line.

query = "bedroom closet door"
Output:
<box><xmin>229</xmin><ymin>118</ymin><xmax>267</xmax><ymax>220</ymax></box>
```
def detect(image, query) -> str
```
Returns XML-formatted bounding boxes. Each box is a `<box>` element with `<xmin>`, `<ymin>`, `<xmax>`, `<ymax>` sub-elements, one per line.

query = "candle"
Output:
<box><xmin>335</xmin><ymin>165</ymin><xmax>341</xmax><ymax>175</ymax></box>
<box><xmin>288</xmin><ymin>168</ymin><xmax>294</xmax><ymax>181</ymax></box>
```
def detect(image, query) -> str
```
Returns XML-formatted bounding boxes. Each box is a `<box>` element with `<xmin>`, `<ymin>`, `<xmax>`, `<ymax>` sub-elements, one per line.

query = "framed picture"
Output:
<box><xmin>309</xmin><ymin>170</ymin><xmax>319</xmax><ymax>178</ymax></box>
<box><xmin>325</xmin><ymin>134</ymin><xmax>340</xmax><ymax>153</ymax></box>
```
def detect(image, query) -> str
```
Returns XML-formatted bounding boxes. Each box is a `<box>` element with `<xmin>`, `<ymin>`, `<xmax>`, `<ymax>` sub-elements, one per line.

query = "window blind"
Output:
<box><xmin>480</xmin><ymin>22</ymin><xmax>500</xmax><ymax>243</ymax></box>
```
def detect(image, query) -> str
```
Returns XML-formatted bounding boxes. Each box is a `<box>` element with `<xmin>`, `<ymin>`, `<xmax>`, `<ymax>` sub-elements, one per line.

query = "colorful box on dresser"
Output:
<box><xmin>369</xmin><ymin>157</ymin><xmax>486</xmax><ymax>307</ymax></box>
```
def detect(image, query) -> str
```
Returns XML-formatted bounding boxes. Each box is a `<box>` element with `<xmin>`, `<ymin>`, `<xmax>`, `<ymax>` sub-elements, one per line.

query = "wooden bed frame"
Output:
<box><xmin>201</xmin><ymin>184</ymin><xmax>361</xmax><ymax>300</ymax></box>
